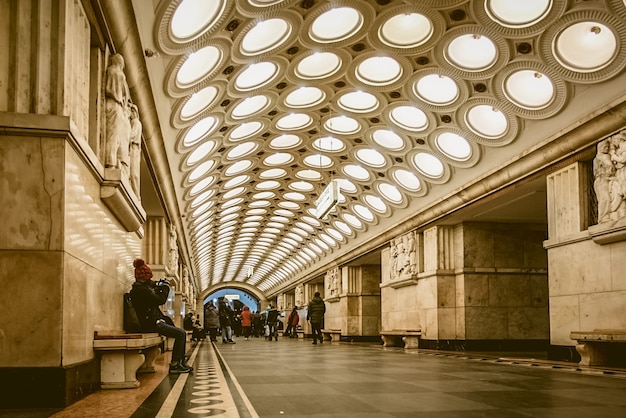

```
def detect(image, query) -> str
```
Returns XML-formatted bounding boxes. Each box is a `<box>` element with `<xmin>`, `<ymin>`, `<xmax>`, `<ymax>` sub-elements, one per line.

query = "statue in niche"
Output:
<box><xmin>295</xmin><ymin>285</ymin><xmax>303</xmax><ymax>307</ymax></box>
<box><xmin>594</xmin><ymin>130</ymin><xmax>626</xmax><ymax>223</ymax></box>
<box><xmin>277</xmin><ymin>294</ymin><xmax>284</xmax><ymax>311</ymax></box>
<box><xmin>609</xmin><ymin>131</ymin><xmax>626</xmax><ymax>219</ymax></box>
<box><xmin>104</xmin><ymin>53</ymin><xmax>131</xmax><ymax>170</ymax></box>
<box><xmin>594</xmin><ymin>139</ymin><xmax>615</xmax><ymax>223</ymax></box>
<box><xmin>326</xmin><ymin>267</ymin><xmax>340</xmax><ymax>297</ymax></box>
<box><xmin>128</xmin><ymin>103</ymin><xmax>142</xmax><ymax>196</ymax></box>
<box><xmin>389</xmin><ymin>238</ymin><xmax>398</xmax><ymax>279</ymax></box>
<box><xmin>168</xmin><ymin>224</ymin><xmax>179</xmax><ymax>273</ymax></box>
<box><xmin>406</xmin><ymin>232</ymin><xmax>416</xmax><ymax>275</ymax></box>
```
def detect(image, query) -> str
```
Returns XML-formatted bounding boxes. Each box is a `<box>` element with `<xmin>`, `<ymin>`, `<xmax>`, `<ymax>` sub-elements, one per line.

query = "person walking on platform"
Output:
<box><xmin>284</xmin><ymin>306</ymin><xmax>300</xmax><ymax>338</ymax></box>
<box><xmin>307</xmin><ymin>292</ymin><xmax>326</xmax><ymax>345</ymax></box>
<box><xmin>240</xmin><ymin>305</ymin><xmax>253</xmax><ymax>340</ymax></box>
<box><xmin>218</xmin><ymin>299</ymin><xmax>236</xmax><ymax>344</ymax></box>
<box><xmin>205</xmin><ymin>302</ymin><xmax>219</xmax><ymax>342</ymax></box>
<box><xmin>265</xmin><ymin>304</ymin><xmax>280</xmax><ymax>341</ymax></box>
<box><xmin>130</xmin><ymin>259</ymin><xmax>192</xmax><ymax>374</ymax></box>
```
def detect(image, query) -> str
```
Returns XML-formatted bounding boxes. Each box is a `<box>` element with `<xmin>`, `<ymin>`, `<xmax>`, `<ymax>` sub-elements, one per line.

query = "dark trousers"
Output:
<box><xmin>208</xmin><ymin>327</ymin><xmax>218</xmax><ymax>341</ymax></box>
<box><xmin>156</xmin><ymin>321</ymin><xmax>186</xmax><ymax>363</ymax></box>
<box><xmin>311</xmin><ymin>321</ymin><xmax>323</xmax><ymax>342</ymax></box>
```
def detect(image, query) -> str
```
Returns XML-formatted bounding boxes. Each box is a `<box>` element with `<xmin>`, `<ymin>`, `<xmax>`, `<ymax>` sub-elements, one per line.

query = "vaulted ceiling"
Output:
<box><xmin>115</xmin><ymin>0</ymin><xmax>626</xmax><ymax>297</ymax></box>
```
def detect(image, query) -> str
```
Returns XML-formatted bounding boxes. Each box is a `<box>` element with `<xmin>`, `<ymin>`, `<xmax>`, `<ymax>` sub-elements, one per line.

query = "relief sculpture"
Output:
<box><xmin>390</xmin><ymin>231</ymin><xmax>418</xmax><ymax>281</ymax></box>
<box><xmin>594</xmin><ymin>130</ymin><xmax>626</xmax><ymax>223</ymax></box>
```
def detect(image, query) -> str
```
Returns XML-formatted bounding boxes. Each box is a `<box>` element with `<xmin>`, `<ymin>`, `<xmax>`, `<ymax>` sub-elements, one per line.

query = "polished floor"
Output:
<box><xmin>4</xmin><ymin>337</ymin><xmax>626</xmax><ymax>418</ymax></box>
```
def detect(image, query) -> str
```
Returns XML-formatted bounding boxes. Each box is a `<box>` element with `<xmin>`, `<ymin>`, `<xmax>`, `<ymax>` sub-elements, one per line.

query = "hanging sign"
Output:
<box><xmin>315</xmin><ymin>180</ymin><xmax>340</xmax><ymax>219</ymax></box>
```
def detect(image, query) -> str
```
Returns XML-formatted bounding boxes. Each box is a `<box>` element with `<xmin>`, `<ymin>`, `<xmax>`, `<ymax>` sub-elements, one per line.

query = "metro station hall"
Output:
<box><xmin>2</xmin><ymin>0</ymin><xmax>626</xmax><ymax>417</ymax></box>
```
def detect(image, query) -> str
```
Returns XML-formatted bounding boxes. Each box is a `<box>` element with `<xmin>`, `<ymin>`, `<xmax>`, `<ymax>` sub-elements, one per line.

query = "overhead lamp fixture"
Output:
<box><xmin>315</xmin><ymin>110</ymin><xmax>340</xmax><ymax>219</ymax></box>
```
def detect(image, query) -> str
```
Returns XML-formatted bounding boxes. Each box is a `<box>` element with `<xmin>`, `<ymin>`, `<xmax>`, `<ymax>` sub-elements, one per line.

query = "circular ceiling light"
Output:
<box><xmin>296</xmin><ymin>169</ymin><xmax>322</xmax><ymax>181</ymax></box>
<box><xmin>231</xmin><ymin>95</ymin><xmax>269</xmax><ymax>119</ymax></box>
<box><xmin>180</xmin><ymin>86</ymin><xmax>219</xmax><ymax>121</ymax></box>
<box><xmin>389</xmin><ymin>105</ymin><xmax>429</xmax><ymax>132</ymax></box>
<box><xmin>504</xmin><ymin>70</ymin><xmax>554</xmax><ymax>109</ymax></box>
<box><xmin>284</xmin><ymin>86</ymin><xmax>326</xmax><ymax>108</ymax></box>
<box><xmin>364</xmin><ymin>195</ymin><xmax>387</xmax><ymax>213</ymax></box>
<box><xmin>290</xmin><ymin>181</ymin><xmax>314</xmax><ymax>192</ymax></box>
<box><xmin>276</xmin><ymin>113</ymin><xmax>313</xmax><ymax>130</ymax></box>
<box><xmin>392</xmin><ymin>169</ymin><xmax>421</xmax><ymax>192</ymax></box>
<box><xmin>303</xmin><ymin>154</ymin><xmax>333</xmax><ymax>169</ymax></box>
<box><xmin>170</xmin><ymin>0</ymin><xmax>225</xmax><ymax>41</ymax></box>
<box><xmin>256</xmin><ymin>180</ymin><xmax>280</xmax><ymax>190</ymax></box>
<box><xmin>186</xmin><ymin>140</ymin><xmax>217</xmax><ymax>166</ymax></box>
<box><xmin>313</xmin><ymin>136</ymin><xmax>344</xmax><ymax>152</ymax></box>
<box><xmin>355</xmin><ymin>148</ymin><xmax>387</xmax><ymax>168</ymax></box>
<box><xmin>249</xmin><ymin>200</ymin><xmax>271</xmax><ymax>208</ymax></box>
<box><xmin>226</xmin><ymin>142</ymin><xmax>258</xmax><ymax>160</ymax></box>
<box><xmin>343</xmin><ymin>213</ymin><xmax>363</xmax><ymax>229</ymax></box>
<box><xmin>343</xmin><ymin>164</ymin><xmax>371</xmax><ymax>181</ymax></box>
<box><xmin>224</xmin><ymin>175</ymin><xmax>250</xmax><ymax>189</ymax></box>
<box><xmin>264</xmin><ymin>152</ymin><xmax>294</xmax><ymax>166</ymax></box>
<box><xmin>270</xmin><ymin>134</ymin><xmax>301</xmax><ymax>149</ymax></box>
<box><xmin>377</xmin><ymin>182</ymin><xmax>403</xmax><ymax>205</ymax></box>
<box><xmin>338</xmin><ymin>91</ymin><xmax>379</xmax><ymax>113</ymax></box>
<box><xmin>413</xmin><ymin>152</ymin><xmax>444</xmax><ymax>178</ymax></box>
<box><xmin>446</xmin><ymin>34</ymin><xmax>497</xmax><ymax>71</ymax></box>
<box><xmin>371</xmin><ymin>129</ymin><xmax>404</xmax><ymax>151</ymax></box>
<box><xmin>190</xmin><ymin>190</ymin><xmax>213</xmax><ymax>208</ymax></box>
<box><xmin>435</xmin><ymin>132</ymin><xmax>472</xmax><ymax>161</ymax></box>
<box><xmin>225</xmin><ymin>160</ymin><xmax>253</xmax><ymax>176</ymax></box>
<box><xmin>296</xmin><ymin>52</ymin><xmax>342</xmax><ymax>79</ymax></box>
<box><xmin>285</xmin><ymin>191</ymin><xmax>306</xmax><ymax>201</ymax></box>
<box><xmin>253</xmin><ymin>192</ymin><xmax>275</xmax><ymax>200</ymax></box>
<box><xmin>279</xmin><ymin>201</ymin><xmax>300</xmax><ymax>210</ymax></box>
<box><xmin>182</xmin><ymin>116</ymin><xmax>218</xmax><ymax>147</ymax></box>
<box><xmin>486</xmin><ymin>0</ymin><xmax>552</xmax><ymax>28</ymax></box>
<box><xmin>241</xmin><ymin>18</ymin><xmax>291</xmax><ymax>56</ymax></box>
<box><xmin>324</xmin><ymin>115</ymin><xmax>361</xmax><ymax>135</ymax></box>
<box><xmin>189</xmin><ymin>177</ymin><xmax>215</xmax><ymax>196</ymax></box>
<box><xmin>466</xmin><ymin>105</ymin><xmax>509</xmax><ymax>138</ymax></box>
<box><xmin>379</xmin><ymin>12</ymin><xmax>432</xmax><ymax>48</ymax></box>
<box><xmin>223</xmin><ymin>187</ymin><xmax>246</xmax><ymax>199</ymax></box>
<box><xmin>177</xmin><ymin>46</ymin><xmax>222</xmax><ymax>87</ymax></box>
<box><xmin>188</xmin><ymin>160</ymin><xmax>216</xmax><ymax>182</ymax></box>
<box><xmin>553</xmin><ymin>22</ymin><xmax>616</xmax><ymax>73</ymax></box>
<box><xmin>260</xmin><ymin>168</ymin><xmax>287</xmax><ymax>179</ymax></box>
<box><xmin>414</xmin><ymin>74</ymin><xmax>459</xmax><ymax>105</ymax></box>
<box><xmin>333</xmin><ymin>220</ymin><xmax>352</xmax><ymax>235</ymax></box>
<box><xmin>335</xmin><ymin>178</ymin><xmax>356</xmax><ymax>193</ymax></box>
<box><xmin>229</xmin><ymin>121</ymin><xmax>264</xmax><ymax>141</ymax></box>
<box><xmin>235</xmin><ymin>61</ymin><xmax>278</xmax><ymax>91</ymax></box>
<box><xmin>355</xmin><ymin>56</ymin><xmax>402</xmax><ymax>86</ymax></box>
<box><xmin>310</xmin><ymin>7</ymin><xmax>362</xmax><ymax>43</ymax></box>
<box><xmin>353</xmin><ymin>204</ymin><xmax>375</xmax><ymax>222</ymax></box>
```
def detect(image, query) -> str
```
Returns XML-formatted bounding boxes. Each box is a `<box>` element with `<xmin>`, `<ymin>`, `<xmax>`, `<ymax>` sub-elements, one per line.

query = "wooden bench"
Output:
<box><xmin>570</xmin><ymin>329</ymin><xmax>626</xmax><ymax>366</ymax></box>
<box><xmin>93</xmin><ymin>331</ymin><xmax>165</xmax><ymax>389</ymax></box>
<box><xmin>380</xmin><ymin>329</ymin><xmax>422</xmax><ymax>349</ymax></box>
<box><xmin>321</xmin><ymin>329</ymin><xmax>342</xmax><ymax>342</ymax></box>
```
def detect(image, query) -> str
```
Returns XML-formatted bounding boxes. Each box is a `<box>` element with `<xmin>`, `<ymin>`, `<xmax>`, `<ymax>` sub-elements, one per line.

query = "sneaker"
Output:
<box><xmin>169</xmin><ymin>361</ymin><xmax>192</xmax><ymax>374</ymax></box>
<box><xmin>312</xmin><ymin>341</ymin><xmax>317</xmax><ymax>345</ymax></box>
<box><xmin>228</xmin><ymin>340</ymin><xmax>236</xmax><ymax>344</ymax></box>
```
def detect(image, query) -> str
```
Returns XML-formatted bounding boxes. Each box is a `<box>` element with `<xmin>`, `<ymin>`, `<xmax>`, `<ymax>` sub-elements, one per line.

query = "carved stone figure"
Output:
<box><xmin>128</xmin><ymin>103</ymin><xmax>142</xmax><ymax>196</ymax></box>
<box><xmin>326</xmin><ymin>267</ymin><xmax>340</xmax><ymax>296</ymax></box>
<box><xmin>295</xmin><ymin>285</ymin><xmax>303</xmax><ymax>307</ymax></box>
<box><xmin>609</xmin><ymin>132</ymin><xmax>626</xmax><ymax>219</ymax></box>
<box><xmin>594</xmin><ymin>139</ymin><xmax>615</xmax><ymax>223</ymax></box>
<box><xmin>104</xmin><ymin>54</ymin><xmax>131</xmax><ymax>169</ymax></box>
<box><xmin>168</xmin><ymin>224</ymin><xmax>179</xmax><ymax>272</ymax></box>
<box><xmin>390</xmin><ymin>232</ymin><xmax>418</xmax><ymax>279</ymax></box>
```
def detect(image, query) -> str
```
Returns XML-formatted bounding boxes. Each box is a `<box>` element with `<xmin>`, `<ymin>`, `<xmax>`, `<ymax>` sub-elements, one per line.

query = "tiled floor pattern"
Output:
<box><xmin>4</xmin><ymin>338</ymin><xmax>626</xmax><ymax>417</ymax></box>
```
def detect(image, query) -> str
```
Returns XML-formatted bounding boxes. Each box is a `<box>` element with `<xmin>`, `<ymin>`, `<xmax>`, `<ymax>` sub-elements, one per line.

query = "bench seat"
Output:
<box><xmin>570</xmin><ymin>329</ymin><xmax>626</xmax><ymax>366</ymax></box>
<box><xmin>321</xmin><ymin>329</ymin><xmax>341</xmax><ymax>342</ymax></box>
<box><xmin>93</xmin><ymin>331</ymin><xmax>165</xmax><ymax>389</ymax></box>
<box><xmin>380</xmin><ymin>329</ymin><xmax>422</xmax><ymax>349</ymax></box>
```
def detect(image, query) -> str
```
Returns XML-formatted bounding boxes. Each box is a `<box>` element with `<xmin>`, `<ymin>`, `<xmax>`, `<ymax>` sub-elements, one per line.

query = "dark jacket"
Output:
<box><xmin>183</xmin><ymin>313</ymin><xmax>194</xmax><ymax>331</ymax></box>
<box><xmin>218</xmin><ymin>302</ymin><xmax>234</xmax><ymax>327</ymax></box>
<box><xmin>307</xmin><ymin>295</ymin><xmax>326</xmax><ymax>324</ymax></box>
<box><xmin>205</xmin><ymin>304</ymin><xmax>220</xmax><ymax>328</ymax></box>
<box><xmin>129</xmin><ymin>280</ymin><xmax>169</xmax><ymax>332</ymax></box>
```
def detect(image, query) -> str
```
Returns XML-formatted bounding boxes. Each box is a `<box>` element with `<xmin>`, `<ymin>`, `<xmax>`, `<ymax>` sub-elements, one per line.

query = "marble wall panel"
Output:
<box><xmin>609</xmin><ymin>240</ymin><xmax>626</xmax><ymax>291</ymax></box>
<box><xmin>548</xmin><ymin>241</ymin><xmax>612</xmax><ymax>296</ymax></box>
<box><xmin>437</xmin><ymin>307</ymin><xmax>457</xmax><ymax>339</ymax></box>
<box><xmin>0</xmin><ymin>136</ymin><xmax>64</xmax><ymax>251</ymax></box>
<box><xmin>422</xmin><ymin>308</ymin><xmax>439</xmax><ymax>338</ymax></box>
<box><xmin>0</xmin><ymin>251</ymin><xmax>62</xmax><ymax>367</ymax></box>
<box><xmin>464</xmin><ymin>274</ymin><xmax>490</xmax><ymax>306</ymax></box>
<box><xmin>493</xmin><ymin>228</ymin><xmax>525</xmax><ymax>267</ymax></box>
<box><xmin>437</xmin><ymin>275</ymin><xmax>456</xmax><ymax>307</ymax></box>
<box><xmin>580</xmin><ymin>290</ymin><xmax>626</xmax><ymax>330</ymax></box>
<box><xmin>416</xmin><ymin>276</ymin><xmax>437</xmax><ymax>309</ymax></box>
<box><xmin>465</xmin><ymin>307</ymin><xmax>508</xmax><ymax>339</ymax></box>
<box><xmin>508</xmin><ymin>307</ymin><xmax>549</xmax><ymax>339</ymax></box>
<box><xmin>549</xmin><ymin>295</ymin><xmax>580</xmax><ymax>345</ymax></box>
<box><xmin>361</xmin><ymin>265</ymin><xmax>381</xmax><ymax>293</ymax></box>
<box><xmin>455</xmin><ymin>303</ymin><xmax>466</xmax><ymax>339</ymax></box>
<box><xmin>462</xmin><ymin>226</ymin><xmax>494</xmax><ymax>268</ymax></box>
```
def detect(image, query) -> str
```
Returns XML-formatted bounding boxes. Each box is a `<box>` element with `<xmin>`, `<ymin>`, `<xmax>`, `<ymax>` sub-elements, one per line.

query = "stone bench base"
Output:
<box><xmin>321</xmin><ymin>329</ymin><xmax>341</xmax><ymax>342</ymax></box>
<box><xmin>380</xmin><ymin>329</ymin><xmax>422</xmax><ymax>349</ymax></box>
<box><xmin>570</xmin><ymin>329</ymin><xmax>626</xmax><ymax>366</ymax></box>
<box><xmin>93</xmin><ymin>331</ymin><xmax>164</xmax><ymax>389</ymax></box>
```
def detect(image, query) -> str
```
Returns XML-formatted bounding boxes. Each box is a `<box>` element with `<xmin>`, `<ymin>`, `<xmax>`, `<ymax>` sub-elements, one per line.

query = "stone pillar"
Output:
<box><xmin>545</xmin><ymin>161</ymin><xmax>626</xmax><ymax>358</ymax></box>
